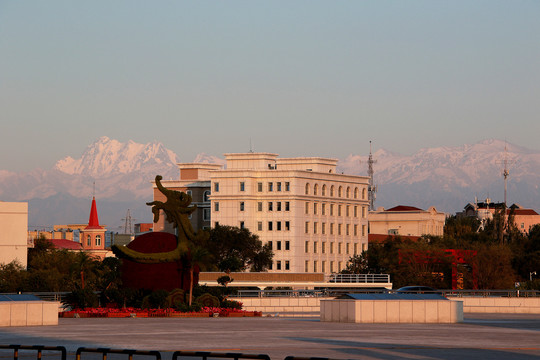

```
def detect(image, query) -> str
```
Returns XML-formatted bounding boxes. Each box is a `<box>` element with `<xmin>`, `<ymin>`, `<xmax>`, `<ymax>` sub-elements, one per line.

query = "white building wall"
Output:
<box><xmin>0</xmin><ymin>202</ymin><xmax>28</xmax><ymax>267</ymax></box>
<box><xmin>210</xmin><ymin>153</ymin><xmax>369</xmax><ymax>274</ymax></box>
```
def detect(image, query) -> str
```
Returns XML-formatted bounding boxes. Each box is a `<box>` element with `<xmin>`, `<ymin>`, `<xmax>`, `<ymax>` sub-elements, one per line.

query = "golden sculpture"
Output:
<box><xmin>111</xmin><ymin>175</ymin><xmax>208</xmax><ymax>263</ymax></box>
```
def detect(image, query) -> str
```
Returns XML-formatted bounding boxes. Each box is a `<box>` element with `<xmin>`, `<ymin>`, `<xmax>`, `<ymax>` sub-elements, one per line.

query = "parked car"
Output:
<box><xmin>396</xmin><ymin>286</ymin><xmax>440</xmax><ymax>294</ymax></box>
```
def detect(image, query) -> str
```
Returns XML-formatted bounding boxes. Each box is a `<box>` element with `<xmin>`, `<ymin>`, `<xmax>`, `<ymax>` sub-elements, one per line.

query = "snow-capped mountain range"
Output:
<box><xmin>1</xmin><ymin>137</ymin><xmax>539</xmax><ymax>230</ymax></box>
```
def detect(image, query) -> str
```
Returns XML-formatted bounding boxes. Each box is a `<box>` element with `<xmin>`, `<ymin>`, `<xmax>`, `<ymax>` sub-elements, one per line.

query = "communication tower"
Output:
<box><xmin>496</xmin><ymin>142</ymin><xmax>516</xmax><ymax>206</ymax></box>
<box><xmin>122</xmin><ymin>209</ymin><xmax>133</xmax><ymax>235</ymax></box>
<box><xmin>367</xmin><ymin>141</ymin><xmax>378</xmax><ymax>211</ymax></box>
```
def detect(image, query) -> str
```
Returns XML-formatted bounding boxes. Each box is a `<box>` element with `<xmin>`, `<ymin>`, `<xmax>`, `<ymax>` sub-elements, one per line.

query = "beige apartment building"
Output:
<box><xmin>369</xmin><ymin>205</ymin><xmax>446</xmax><ymax>237</ymax></box>
<box><xmin>210</xmin><ymin>153</ymin><xmax>370</xmax><ymax>274</ymax></box>
<box><xmin>0</xmin><ymin>201</ymin><xmax>28</xmax><ymax>267</ymax></box>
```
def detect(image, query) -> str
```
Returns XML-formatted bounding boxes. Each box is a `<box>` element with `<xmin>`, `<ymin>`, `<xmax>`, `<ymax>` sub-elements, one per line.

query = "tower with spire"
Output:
<box><xmin>79</xmin><ymin>194</ymin><xmax>107</xmax><ymax>257</ymax></box>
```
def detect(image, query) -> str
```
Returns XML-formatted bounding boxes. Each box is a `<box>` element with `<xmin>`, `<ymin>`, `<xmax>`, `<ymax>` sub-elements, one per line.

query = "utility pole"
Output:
<box><xmin>367</xmin><ymin>141</ymin><xmax>377</xmax><ymax>211</ymax></box>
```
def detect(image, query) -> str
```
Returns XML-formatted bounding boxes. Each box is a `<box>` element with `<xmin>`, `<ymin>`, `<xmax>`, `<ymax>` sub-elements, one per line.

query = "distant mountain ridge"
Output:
<box><xmin>1</xmin><ymin>137</ymin><xmax>539</xmax><ymax>230</ymax></box>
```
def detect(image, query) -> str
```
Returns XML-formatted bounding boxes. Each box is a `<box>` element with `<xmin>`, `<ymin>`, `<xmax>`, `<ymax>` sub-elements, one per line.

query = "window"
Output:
<box><xmin>269</xmin><ymin>262</ymin><xmax>273</xmax><ymax>270</ymax></box>
<box><xmin>240</xmin><ymin>182</ymin><xmax>245</xmax><ymax>191</ymax></box>
<box><xmin>354</xmin><ymin>224</ymin><xmax>358</xmax><ymax>236</ymax></box>
<box><xmin>95</xmin><ymin>235</ymin><xmax>101</xmax><ymax>246</ymax></box>
<box><xmin>214</xmin><ymin>183</ymin><xmax>219</xmax><ymax>192</ymax></box>
<box><xmin>186</xmin><ymin>190</ymin><xmax>192</xmax><ymax>198</ymax></box>
<box><xmin>285</xmin><ymin>182</ymin><xmax>290</xmax><ymax>191</ymax></box>
<box><xmin>338</xmin><ymin>243</ymin><xmax>342</xmax><ymax>254</ymax></box>
<box><xmin>285</xmin><ymin>241</ymin><xmax>290</xmax><ymax>250</ymax></box>
<box><xmin>346</xmin><ymin>187</ymin><xmax>351</xmax><ymax>198</ymax></box>
<box><xmin>240</xmin><ymin>221</ymin><xmax>245</xmax><ymax>229</ymax></box>
<box><xmin>277</xmin><ymin>202</ymin><xmax>282</xmax><ymax>211</ymax></box>
<box><xmin>354</xmin><ymin>243</ymin><xmax>358</xmax><ymax>255</ymax></box>
<box><xmin>362</xmin><ymin>188</ymin><xmax>366</xmax><ymax>199</ymax></box>
<box><xmin>338</xmin><ymin>186</ymin><xmax>343</xmax><ymax>197</ymax></box>
<box><xmin>338</xmin><ymin>261</ymin><xmax>343</xmax><ymax>271</ymax></box>
<box><xmin>257</xmin><ymin>182</ymin><xmax>263</xmax><ymax>192</ymax></box>
<box><xmin>322</xmin><ymin>261</ymin><xmax>326</xmax><ymax>273</ymax></box>
<box><xmin>203</xmin><ymin>190</ymin><xmax>210</xmax><ymax>202</ymax></box>
<box><xmin>330</xmin><ymin>223</ymin><xmax>334</xmax><ymax>235</ymax></box>
<box><xmin>268</xmin><ymin>202</ymin><xmax>273</xmax><ymax>211</ymax></box>
<box><xmin>240</xmin><ymin>202</ymin><xmax>245</xmax><ymax>211</ymax></box>
<box><xmin>285</xmin><ymin>202</ymin><xmax>290</xmax><ymax>211</ymax></box>
<box><xmin>362</xmin><ymin>206</ymin><xmax>367</xmax><ymax>218</ymax></box>
<box><xmin>354</xmin><ymin>187</ymin><xmax>359</xmax><ymax>199</ymax></box>
<box><xmin>87</xmin><ymin>235</ymin><xmax>91</xmax><ymax>246</ymax></box>
<box><xmin>305</xmin><ymin>260</ymin><xmax>309</xmax><ymax>272</ymax></box>
<box><xmin>362</xmin><ymin>225</ymin><xmax>366</xmax><ymax>236</ymax></box>
<box><xmin>346</xmin><ymin>224</ymin><xmax>350</xmax><ymax>236</ymax></box>
<box><xmin>277</xmin><ymin>221</ymin><xmax>282</xmax><ymax>231</ymax></box>
<box><xmin>305</xmin><ymin>241</ymin><xmax>309</xmax><ymax>253</ymax></box>
<box><xmin>338</xmin><ymin>205</ymin><xmax>342</xmax><ymax>216</ymax></box>
<box><xmin>214</xmin><ymin>202</ymin><xmax>220</xmax><ymax>212</ymax></box>
<box><xmin>203</xmin><ymin>208</ymin><xmax>211</xmax><ymax>221</ymax></box>
<box><xmin>346</xmin><ymin>243</ymin><xmax>350</xmax><ymax>254</ymax></box>
<box><xmin>322</xmin><ymin>185</ymin><xmax>326</xmax><ymax>196</ymax></box>
<box><xmin>346</xmin><ymin>205</ymin><xmax>350</xmax><ymax>217</ymax></box>
<box><xmin>268</xmin><ymin>222</ymin><xmax>273</xmax><ymax>231</ymax></box>
<box><xmin>305</xmin><ymin>202</ymin><xmax>309</xmax><ymax>214</ymax></box>
<box><xmin>313</xmin><ymin>261</ymin><xmax>318</xmax><ymax>272</ymax></box>
<box><xmin>214</xmin><ymin>221</ymin><xmax>219</xmax><ymax>227</ymax></box>
<box><xmin>314</xmin><ymin>241</ymin><xmax>318</xmax><ymax>253</ymax></box>
<box><xmin>354</xmin><ymin>206</ymin><xmax>358</xmax><ymax>217</ymax></box>
<box><xmin>330</xmin><ymin>261</ymin><xmax>334</xmax><ymax>273</ymax></box>
<box><xmin>314</xmin><ymin>203</ymin><xmax>318</xmax><ymax>214</ymax></box>
<box><xmin>322</xmin><ymin>242</ymin><xmax>326</xmax><ymax>254</ymax></box>
<box><xmin>268</xmin><ymin>241</ymin><xmax>273</xmax><ymax>250</ymax></box>
<box><xmin>362</xmin><ymin>243</ymin><xmax>368</xmax><ymax>252</ymax></box>
<box><xmin>285</xmin><ymin>261</ymin><xmax>290</xmax><ymax>270</ymax></box>
<box><xmin>314</xmin><ymin>184</ymin><xmax>318</xmax><ymax>195</ymax></box>
<box><xmin>305</xmin><ymin>222</ymin><xmax>309</xmax><ymax>234</ymax></box>
<box><xmin>322</xmin><ymin>223</ymin><xmax>326</xmax><ymax>234</ymax></box>
<box><xmin>285</xmin><ymin>221</ymin><xmax>290</xmax><ymax>231</ymax></box>
<box><xmin>305</xmin><ymin>183</ymin><xmax>310</xmax><ymax>195</ymax></box>
<box><xmin>330</xmin><ymin>242</ymin><xmax>334</xmax><ymax>254</ymax></box>
<box><xmin>258</xmin><ymin>222</ymin><xmax>263</xmax><ymax>231</ymax></box>
<box><xmin>276</xmin><ymin>261</ymin><xmax>282</xmax><ymax>270</ymax></box>
<box><xmin>277</xmin><ymin>182</ymin><xmax>282</xmax><ymax>191</ymax></box>
<box><xmin>277</xmin><ymin>241</ymin><xmax>282</xmax><ymax>250</ymax></box>
<box><xmin>313</xmin><ymin>222</ymin><xmax>318</xmax><ymax>234</ymax></box>
<box><xmin>330</xmin><ymin>185</ymin><xmax>335</xmax><ymax>197</ymax></box>
<box><xmin>330</xmin><ymin>204</ymin><xmax>334</xmax><ymax>216</ymax></box>
<box><xmin>268</xmin><ymin>182</ymin><xmax>273</xmax><ymax>192</ymax></box>
<box><xmin>258</xmin><ymin>202</ymin><xmax>263</xmax><ymax>211</ymax></box>
<box><xmin>322</xmin><ymin>203</ymin><xmax>326</xmax><ymax>215</ymax></box>
<box><xmin>338</xmin><ymin>224</ymin><xmax>342</xmax><ymax>235</ymax></box>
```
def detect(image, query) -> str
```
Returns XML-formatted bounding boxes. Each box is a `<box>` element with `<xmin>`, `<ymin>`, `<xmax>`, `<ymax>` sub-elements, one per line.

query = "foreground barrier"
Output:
<box><xmin>1</xmin><ymin>346</ymin><xmax>340</xmax><ymax>360</ymax></box>
<box><xmin>0</xmin><ymin>345</ymin><xmax>67</xmax><ymax>360</ymax></box>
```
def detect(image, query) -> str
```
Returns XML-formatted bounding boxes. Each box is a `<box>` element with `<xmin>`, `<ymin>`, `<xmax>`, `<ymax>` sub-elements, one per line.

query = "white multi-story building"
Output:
<box><xmin>210</xmin><ymin>153</ymin><xmax>370</xmax><ymax>274</ymax></box>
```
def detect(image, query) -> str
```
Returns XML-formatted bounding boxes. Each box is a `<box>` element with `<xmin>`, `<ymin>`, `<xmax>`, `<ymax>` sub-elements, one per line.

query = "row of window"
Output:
<box><xmin>213</xmin><ymin>181</ymin><xmax>291</xmax><ymax>193</ymax></box>
<box><xmin>306</xmin><ymin>260</ymin><xmax>345</xmax><ymax>273</ymax></box>
<box><xmin>305</xmin><ymin>183</ymin><xmax>366</xmax><ymax>199</ymax></box>
<box><xmin>305</xmin><ymin>202</ymin><xmax>367</xmax><ymax>218</ymax></box>
<box><xmin>305</xmin><ymin>240</ymin><xmax>367</xmax><ymax>255</ymax></box>
<box><xmin>215</xmin><ymin>201</ymin><xmax>292</xmax><ymax>212</ymax></box>
<box><xmin>270</xmin><ymin>260</ymin><xmax>290</xmax><ymax>271</ymax></box>
<box><xmin>268</xmin><ymin>240</ymin><xmax>290</xmax><ymax>251</ymax></box>
<box><xmin>257</xmin><ymin>221</ymin><xmax>291</xmax><ymax>231</ymax></box>
<box><xmin>305</xmin><ymin>222</ymin><xmax>367</xmax><ymax>237</ymax></box>
<box><xmin>86</xmin><ymin>235</ymin><xmax>101</xmax><ymax>247</ymax></box>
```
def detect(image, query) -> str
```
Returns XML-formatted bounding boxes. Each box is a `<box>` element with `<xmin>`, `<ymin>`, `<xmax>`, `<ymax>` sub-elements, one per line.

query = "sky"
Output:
<box><xmin>1</xmin><ymin>1</ymin><xmax>539</xmax><ymax>172</ymax></box>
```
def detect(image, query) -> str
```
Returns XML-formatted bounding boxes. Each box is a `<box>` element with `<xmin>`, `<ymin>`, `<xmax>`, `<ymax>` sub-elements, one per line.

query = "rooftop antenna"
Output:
<box><xmin>249</xmin><ymin>138</ymin><xmax>254</xmax><ymax>153</ymax></box>
<box><xmin>92</xmin><ymin>181</ymin><xmax>96</xmax><ymax>198</ymax></box>
<box><xmin>496</xmin><ymin>141</ymin><xmax>516</xmax><ymax>206</ymax></box>
<box><xmin>367</xmin><ymin>141</ymin><xmax>378</xmax><ymax>211</ymax></box>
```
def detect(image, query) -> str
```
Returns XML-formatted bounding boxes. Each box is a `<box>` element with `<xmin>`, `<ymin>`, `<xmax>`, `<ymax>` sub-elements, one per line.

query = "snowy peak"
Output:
<box><xmin>54</xmin><ymin>136</ymin><xmax>179</xmax><ymax>176</ymax></box>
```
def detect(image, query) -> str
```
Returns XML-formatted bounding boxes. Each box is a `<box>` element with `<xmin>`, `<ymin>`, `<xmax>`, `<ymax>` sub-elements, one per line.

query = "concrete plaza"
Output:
<box><xmin>0</xmin><ymin>314</ymin><xmax>539</xmax><ymax>360</ymax></box>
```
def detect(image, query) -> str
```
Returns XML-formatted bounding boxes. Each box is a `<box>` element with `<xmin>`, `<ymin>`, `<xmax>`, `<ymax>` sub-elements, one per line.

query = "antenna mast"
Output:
<box><xmin>367</xmin><ymin>141</ymin><xmax>378</xmax><ymax>211</ymax></box>
<box><xmin>496</xmin><ymin>142</ymin><xmax>516</xmax><ymax>206</ymax></box>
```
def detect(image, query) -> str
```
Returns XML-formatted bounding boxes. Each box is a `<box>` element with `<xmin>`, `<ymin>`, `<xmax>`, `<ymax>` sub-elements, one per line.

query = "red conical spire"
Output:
<box><xmin>85</xmin><ymin>196</ymin><xmax>102</xmax><ymax>229</ymax></box>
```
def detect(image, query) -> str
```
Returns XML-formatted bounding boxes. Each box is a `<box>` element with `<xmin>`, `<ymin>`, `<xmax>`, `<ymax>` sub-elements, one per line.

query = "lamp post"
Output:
<box><xmin>530</xmin><ymin>271</ymin><xmax>537</xmax><ymax>281</ymax></box>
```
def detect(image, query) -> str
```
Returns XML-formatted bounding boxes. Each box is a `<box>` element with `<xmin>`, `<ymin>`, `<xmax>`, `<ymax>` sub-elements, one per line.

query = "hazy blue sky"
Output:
<box><xmin>1</xmin><ymin>1</ymin><xmax>539</xmax><ymax>172</ymax></box>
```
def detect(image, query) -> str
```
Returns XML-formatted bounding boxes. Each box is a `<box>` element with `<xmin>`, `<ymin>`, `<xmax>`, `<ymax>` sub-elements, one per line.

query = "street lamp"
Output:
<box><xmin>531</xmin><ymin>271</ymin><xmax>537</xmax><ymax>281</ymax></box>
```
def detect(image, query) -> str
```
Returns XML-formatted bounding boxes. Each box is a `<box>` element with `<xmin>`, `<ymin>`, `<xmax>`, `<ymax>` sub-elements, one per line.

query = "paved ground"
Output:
<box><xmin>0</xmin><ymin>314</ymin><xmax>539</xmax><ymax>360</ymax></box>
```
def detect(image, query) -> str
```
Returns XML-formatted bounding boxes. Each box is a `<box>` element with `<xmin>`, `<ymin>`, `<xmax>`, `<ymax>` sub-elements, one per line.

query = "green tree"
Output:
<box><xmin>207</xmin><ymin>225</ymin><xmax>273</xmax><ymax>272</ymax></box>
<box><xmin>0</xmin><ymin>261</ymin><xmax>26</xmax><ymax>292</ymax></box>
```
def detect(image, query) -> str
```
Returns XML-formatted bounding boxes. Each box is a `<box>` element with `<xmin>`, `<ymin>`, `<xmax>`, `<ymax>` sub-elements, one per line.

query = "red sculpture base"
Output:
<box><xmin>120</xmin><ymin>232</ymin><xmax>198</xmax><ymax>292</ymax></box>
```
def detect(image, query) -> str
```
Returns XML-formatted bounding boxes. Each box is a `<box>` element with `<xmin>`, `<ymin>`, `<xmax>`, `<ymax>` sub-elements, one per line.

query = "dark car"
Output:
<box><xmin>396</xmin><ymin>286</ymin><xmax>440</xmax><ymax>294</ymax></box>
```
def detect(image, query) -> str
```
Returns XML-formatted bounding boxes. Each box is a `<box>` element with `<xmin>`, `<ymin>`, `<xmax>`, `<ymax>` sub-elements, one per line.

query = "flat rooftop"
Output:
<box><xmin>0</xmin><ymin>314</ymin><xmax>539</xmax><ymax>359</ymax></box>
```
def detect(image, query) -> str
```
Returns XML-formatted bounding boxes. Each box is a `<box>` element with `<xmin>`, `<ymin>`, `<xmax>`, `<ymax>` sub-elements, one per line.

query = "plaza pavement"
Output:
<box><xmin>0</xmin><ymin>314</ymin><xmax>539</xmax><ymax>360</ymax></box>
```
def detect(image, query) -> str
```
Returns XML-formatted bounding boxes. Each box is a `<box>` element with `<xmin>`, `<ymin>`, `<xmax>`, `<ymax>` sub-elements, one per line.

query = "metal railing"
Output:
<box><xmin>325</xmin><ymin>274</ymin><xmax>390</xmax><ymax>283</ymax></box>
<box><xmin>173</xmin><ymin>351</ymin><xmax>270</xmax><ymax>360</ymax></box>
<box><xmin>0</xmin><ymin>345</ymin><xmax>67</xmax><ymax>360</ymax></box>
<box><xmin>75</xmin><ymin>348</ymin><xmax>161</xmax><ymax>360</ymax></box>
